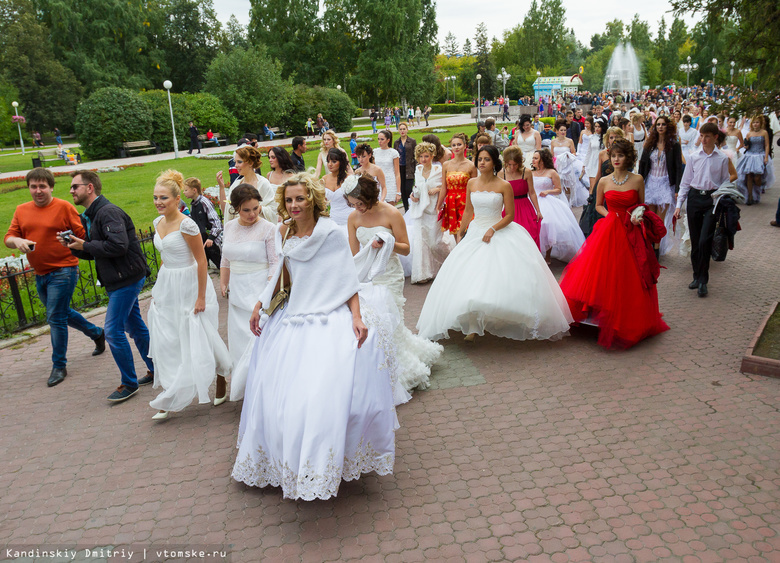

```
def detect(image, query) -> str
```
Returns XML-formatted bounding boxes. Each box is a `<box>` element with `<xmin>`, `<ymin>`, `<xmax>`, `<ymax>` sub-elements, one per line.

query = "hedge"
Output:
<box><xmin>430</xmin><ymin>103</ymin><xmax>473</xmax><ymax>114</ymax></box>
<box><xmin>75</xmin><ymin>88</ymin><xmax>153</xmax><ymax>160</ymax></box>
<box><xmin>139</xmin><ymin>90</ymin><xmax>190</xmax><ymax>153</ymax></box>
<box><xmin>282</xmin><ymin>85</ymin><xmax>357</xmax><ymax>136</ymax></box>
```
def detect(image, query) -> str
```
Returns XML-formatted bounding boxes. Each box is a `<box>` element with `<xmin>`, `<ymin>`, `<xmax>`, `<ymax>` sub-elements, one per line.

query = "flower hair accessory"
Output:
<box><xmin>343</xmin><ymin>175</ymin><xmax>361</xmax><ymax>198</ymax></box>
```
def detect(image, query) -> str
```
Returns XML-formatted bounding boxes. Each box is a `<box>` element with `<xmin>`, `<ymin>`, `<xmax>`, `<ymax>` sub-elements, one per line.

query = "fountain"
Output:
<box><xmin>602</xmin><ymin>42</ymin><xmax>641</xmax><ymax>93</ymax></box>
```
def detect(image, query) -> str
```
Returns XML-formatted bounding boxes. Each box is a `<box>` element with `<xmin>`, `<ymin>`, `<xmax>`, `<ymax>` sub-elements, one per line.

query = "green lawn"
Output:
<box><xmin>0</xmin><ymin>123</ymin><xmax>484</xmax><ymax>258</ymax></box>
<box><xmin>0</xmin><ymin>150</ymin><xmax>84</xmax><ymax>175</ymax></box>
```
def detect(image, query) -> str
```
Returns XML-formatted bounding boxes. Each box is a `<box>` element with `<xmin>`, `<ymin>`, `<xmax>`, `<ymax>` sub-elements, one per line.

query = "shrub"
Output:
<box><xmin>282</xmin><ymin>85</ymin><xmax>357</xmax><ymax>136</ymax></box>
<box><xmin>540</xmin><ymin>117</ymin><xmax>556</xmax><ymax>125</ymax></box>
<box><xmin>185</xmin><ymin>93</ymin><xmax>239</xmax><ymax>143</ymax></box>
<box><xmin>139</xmin><ymin>90</ymin><xmax>190</xmax><ymax>153</ymax></box>
<box><xmin>76</xmin><ymin>88</ymin><xmax>153</xmax><ymax>160</ymax></box>
<box><xmin>204</xmin><ymin>46</ymin><xmax>292</xmax><ymax>133</ymax></box>
<box><xmin>430</xmin><ymin>103</ymin><xmax>473</xmax><ymax>114</ymax></box>
<box><xmin>354</xmin><ymin>108</ymin><xmax>365</xmax><ymax>118</ymax></box>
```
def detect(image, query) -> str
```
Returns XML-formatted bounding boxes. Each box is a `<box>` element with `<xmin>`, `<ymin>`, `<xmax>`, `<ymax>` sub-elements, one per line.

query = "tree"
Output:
<box><xmin>0</xmin><ymin>10</ymin><xmax>82</xmax><ymax>132</ymax></box>
<box><xmin>204</xmin><ymin>46</ymin><xmax>292</xmax><ymax>133</ymax></box>
<box><xmin>443</xmin><ymin>32</ymin><xmax>459</xmax><ymax>57</ymax></box>
<box><xmin>463</xmin><ymin>38</ymin><xmax>473</xmax><ymax>57</ymax></box>
<box><xmin>473</xmin><ymin>23</ymin><xmax>496</xmax><ymax>99</ymax></box>
<box><xmin>0</xmin><ymin>76</ymin><xmax>21</xmax><ymax>144</ymax></box>
<box><xmin>224</xmin><ymin>15</ymin><xmax>249</xmax><ymax>51</ymax></box>
<box><xmin>248</xmin><ymin>0</ymin><xmax>322</xmax><ymax>83</ymax></box>
<box><xmin>36</xmin><ymin>0</ymin><xmax>161</xmax><ymax>92</ymax></box>
<box><xmin>156</xmin><ymin>0</ymin><xmax>222</xmax><ymax>93</ymax></box>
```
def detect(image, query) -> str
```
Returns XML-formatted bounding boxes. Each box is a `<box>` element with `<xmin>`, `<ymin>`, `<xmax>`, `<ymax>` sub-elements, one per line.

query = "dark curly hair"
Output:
<box><xmin>228</xmin><ymin>183</ymin><xmax>262</xmax><ymax>216</ymax></box>
<box><xmin>354</xmin><ymin>143</ymin><xmax>374</xmax><ymax>163</ymax></box>
<box><xmin>476</xmin><ymin>145</ymin><xmax>503</xmax><ymax>174</ymax></box>
<box><xmin>268</xmin><ymin>146</ymin><xmax>296</xmax><ymax>173</ymax></box>
<box><xmin>345</xmin><ymin>173</ymin><xmax>380</xmax><ymax>210</ymax></box>
<box><xmin>326</xmin><ymin>148</ymin><xmax>348</xmax><ymax>186</ymax></box>
<box><xmin>533</xmin><ymin>149</ymin><xmax>555</xmax><ymax>171</ymax></box>
<box><xmin>644</xmin><ymin>115</ymin><xmax>678</xmax><ymax>152</ymax></box>
<box><xmin>519</xmin><ymin>114</ymin><xmax>533</xmax><ymax>130</ymax></box>
<box><xmin>609</xmin><ymin>138</ymin><xmax>637</xmax><ymax>171</ymax></box>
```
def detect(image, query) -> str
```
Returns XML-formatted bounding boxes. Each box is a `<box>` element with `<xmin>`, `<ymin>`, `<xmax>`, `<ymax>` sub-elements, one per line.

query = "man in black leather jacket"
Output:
<box><xmin>62</xmin><ymin>170</ymin><xmax>155</xmax><ymax>403</ymax></box>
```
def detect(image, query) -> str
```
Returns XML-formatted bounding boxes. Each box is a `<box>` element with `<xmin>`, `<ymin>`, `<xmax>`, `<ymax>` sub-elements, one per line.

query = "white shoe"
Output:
<box><xmin>464</xmin><ymin>333</ymin><xmax>477</xmax><ymax>342</ymax></box>
<box><xmin>213</xmin><ymin>395</ymin><xmax>227</xmax><ymax>406</ymax></box>
<box><xmin>152</xmin><ymin>410</ymin><xmax>168</xmax><ymax>420</ymax></box>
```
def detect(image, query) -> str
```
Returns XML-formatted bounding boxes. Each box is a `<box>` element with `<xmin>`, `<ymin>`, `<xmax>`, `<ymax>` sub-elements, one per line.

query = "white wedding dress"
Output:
<box><xmin>356</xmin><ymin>226</ymin><xmax>442</xmax><ymax>392</ymax></box>
<box><xmin>533</xmin><ymin>176</ymin><xmax>585</xmax><ymax>262</ymax></box>
<box><xmin>416</xmin><ymin>191</ymin><xmax>573</xmax><ymax>341</ymax></box>
<box><xmin>232</xmin><ymin>224</ymin><xmax>396</xmax><ymax>500</ymax></box>
<box><xmin>553</xmin><ymin>146</ymin><xmax>589</xmax><ymax>207</ymax></box>
<box><xmin>221</xmin><ymin>218</ymin><xmax>277</xmax><ymax>401</ymax></box>
<box><xmin>148</xmin><ymin>217</ymin><xmax>231</xmax><ymax>412</ymax></box>
<box><xmin>325</xmin><ymin>186</ymin><xmax>351</xmax><ymax>237</ymax></box>
<box><xmin>405</xmin><ymin>164</ymin><xmax>454</xmax><ymax>283</ymax></box>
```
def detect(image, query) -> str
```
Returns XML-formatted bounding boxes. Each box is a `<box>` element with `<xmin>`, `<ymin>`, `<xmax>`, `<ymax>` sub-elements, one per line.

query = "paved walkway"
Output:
<box><xmin>1</xmin><ymin>160</ymin><xmax>779</xmax><ymax>562</ymax></box>
<box><xmin>0</xmin><ymin>116</ymin><xmax>473</xmax><ymax>181</ymax></box>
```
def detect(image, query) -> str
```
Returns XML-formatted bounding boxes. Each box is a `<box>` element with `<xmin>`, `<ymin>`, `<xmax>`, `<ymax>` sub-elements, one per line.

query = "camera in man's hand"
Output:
<box><xmin>58</xmin><ymin>230</ymin><xmax>74</xmax><ymax>243</ymax></box>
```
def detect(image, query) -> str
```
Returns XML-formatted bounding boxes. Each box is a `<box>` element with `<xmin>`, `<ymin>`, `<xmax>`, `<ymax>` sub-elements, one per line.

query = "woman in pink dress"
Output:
<box><xmin>501</xmin><ymin>146</ymin><xmax>542</xmax><ymax>249</ymax></box>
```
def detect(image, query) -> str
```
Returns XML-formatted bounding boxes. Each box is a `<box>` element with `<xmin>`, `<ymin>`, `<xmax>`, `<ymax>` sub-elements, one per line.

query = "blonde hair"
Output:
<box><xmin>235</xmin><ymin>146</ymin><xmax>262</xmax><ymax>169</ymax></box>
<box><xmin>184</xmin><ymin>177</ymin><xmax>202</xmax><ymax>194</ymax></box>
<box><xmin>414</xmin><ymin>141</ymin><xmax>436</xmax><ymax>160</ymax></box>
<box><xmin>320</xmin><ymin>130</ymin><xmax>341</xmax><ymax>152</ymax></box>
<box><xmin>630</xmin><ymin>113</ymin><xmax>644</xmax><ymax>125</ymax></box>
<box><xmin>605</xmin><ymin>127</ymin><xmax>625</xmax><ymax>148</ymax></box>
<box><xmin>276</xmin><ymin>171</ymin><xmax>329</xmax><ymax>235</ymax></box>
<box><xmin>503</xmin><ymin>145</ymin><xmax>524</xmax><ymax>167</ymax></box>
<box><xmin>156</xmin><ymin>169</ymin><xmax>184</xmax><ymax>198</ymax></box>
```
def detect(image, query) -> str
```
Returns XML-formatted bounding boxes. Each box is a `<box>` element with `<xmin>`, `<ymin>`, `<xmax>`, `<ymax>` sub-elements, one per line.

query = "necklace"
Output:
<box><xmin>611</xmin><ymin>172</ymin><xmax>630</xmax><ymax>186</ymax></box>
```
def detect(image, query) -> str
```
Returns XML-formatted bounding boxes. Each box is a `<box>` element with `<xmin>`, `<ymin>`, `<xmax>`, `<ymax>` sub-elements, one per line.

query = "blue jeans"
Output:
<box><xmin>36</xmin><ymin>266</ymin><xmax>102</xmax><ymax>369</ymax></box>
<box><xmin>371</xmin><ymin>120</ymin><xmax>377</xmax><ymax>133</ymax></box>
<box><xmin>105</xmin><ymin>277</ymin><xmax>154</xmax><ymax>388</ymax></box>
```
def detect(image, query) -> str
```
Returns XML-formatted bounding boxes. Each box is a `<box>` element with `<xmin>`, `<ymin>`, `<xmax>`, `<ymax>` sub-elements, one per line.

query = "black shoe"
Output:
<box><xmin>47</xmin><ymin>367</ymin><xmax>67</xmax><ymax>387</ymax></box>
<box><xmin>698</xmin><ymin>283</ymin><xmax>708</xmax><ymax>297</ymax></box>
<box><xmin>107</xmin><ymin>385</ymin><xmax>138</xmax><ymax>402</ymax></box>
<box><xmin>688</xmin><ymin>279</ymin><xmax>699</xmax><ymax>290</ymax></box>
<box><xmin>654</xmin><ymin>247</ymin><xmax>660</xmax><ymax>260</ymax></box>
<box><xmin>92</xmin><ymin>331</ymin><xmax>106</xmax><ymax>356</ymax></box>
<box><xmin>137</xmin><ymin>370</ymin><xmax>154</xmax><ymax>386</ymax></box>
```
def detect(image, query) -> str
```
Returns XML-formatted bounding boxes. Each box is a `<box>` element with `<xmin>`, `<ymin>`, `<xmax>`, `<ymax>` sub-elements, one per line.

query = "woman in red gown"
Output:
<box><xmin>559</xmin><ymin>139</ymin><xmax>669</xmax><ymax>349</ymax></box>
<box><xmin>438</xmin><ymin>133</ymin><xmax>477</xmax><ymax>234</ymax></box>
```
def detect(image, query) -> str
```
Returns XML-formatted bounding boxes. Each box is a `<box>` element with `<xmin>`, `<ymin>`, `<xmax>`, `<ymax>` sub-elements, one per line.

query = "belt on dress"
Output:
<box><xmin>692</xmin><ymin>189</ymin><xmax>713</xmax><ymax>196</ymax></box>
<box><xmin>514</xmin><ymin>194</ymin><xmax>529</xmax><ymax>200</ymax></box>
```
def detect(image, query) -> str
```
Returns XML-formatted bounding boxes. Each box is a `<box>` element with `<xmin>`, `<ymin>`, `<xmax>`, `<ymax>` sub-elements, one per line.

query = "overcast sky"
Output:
<box><xmin>214</xmin><ymin>0</ymin><xmax>700</xmax><ymax>49</ymax></box>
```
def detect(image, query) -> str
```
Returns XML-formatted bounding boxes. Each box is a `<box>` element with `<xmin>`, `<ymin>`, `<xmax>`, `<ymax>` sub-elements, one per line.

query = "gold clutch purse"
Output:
<box><xmin>263</xmin><ymin>227</ymin><xmax>291</xmax><ymax>316</ymax></box>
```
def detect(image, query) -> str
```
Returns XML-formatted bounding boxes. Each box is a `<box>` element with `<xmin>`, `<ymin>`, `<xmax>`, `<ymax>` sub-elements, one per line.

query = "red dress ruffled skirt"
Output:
<box><xmin>559</xmin><ymin>189</ymin><xmax>669</xmax><ymax>349</ymax></box>
<box><xmin>441</xmin><ymin>171</ymin><xmax>469</xmax><ymax>234</ymax></box>
<box><xmin>504</xmin><ymin>176</ymin><xmax>541</xmax><ymax>249</ymax></box>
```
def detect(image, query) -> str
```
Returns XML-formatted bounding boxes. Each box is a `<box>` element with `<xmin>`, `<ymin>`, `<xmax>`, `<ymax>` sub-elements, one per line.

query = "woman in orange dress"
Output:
<box><xmin>437</xmin><ymin>133</ymin><xmax>477</xmax><ymax>234</ymax></box>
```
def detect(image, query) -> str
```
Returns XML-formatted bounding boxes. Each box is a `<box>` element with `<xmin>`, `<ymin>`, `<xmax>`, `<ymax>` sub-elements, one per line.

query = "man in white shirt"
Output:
<box><xmin>678</xmin><ymin>115</ymin><xmax>699</xmax><ymax>162</ymax></box>
<box><xmin>674</xmin><ymin>123</ymin><xmax>737</xmax><ymax>297</ymax></box>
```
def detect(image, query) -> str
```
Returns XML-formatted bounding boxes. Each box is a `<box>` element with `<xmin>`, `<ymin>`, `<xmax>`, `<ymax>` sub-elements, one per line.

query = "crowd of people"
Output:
<box><xmin>4</xmin><ymin>84</ymin><xmax>777</xmax><ymax>500</ymax></box>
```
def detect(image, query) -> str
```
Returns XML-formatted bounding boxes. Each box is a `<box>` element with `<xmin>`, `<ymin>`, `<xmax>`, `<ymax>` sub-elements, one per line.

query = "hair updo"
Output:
<box><xmin>156</xmin><ymin>169</ymin><xmax>184</xmax><ymax>197</ymax></box>
<box><xmin>344</xmin><ymin>173</ymin><xmax>380</xmax><ymax>210</ymax></box>
<box><xmin>476</xmin><ymin>145</ymin><xmax>502</xmax><ymax>174</ymax></box>
<box><xmin>235</xmin><ymin>145</ymin><xmax>262</xmax><ymax>169</ymax></box>
<box><xmin>608</xmin><ymin>138</ymin><xmax>637</xmax><ymax>171</ymax></box>
<box><xmin>229</xmin><ymin>184</ymin><xmax>262</xmax><ymax>215</ymax></box>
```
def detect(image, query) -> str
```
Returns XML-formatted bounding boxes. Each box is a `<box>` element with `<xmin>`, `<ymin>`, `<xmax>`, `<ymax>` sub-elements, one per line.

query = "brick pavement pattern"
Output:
<box><xmin>1</xmin><ymin>165</ymin><xmax>779</xmax><ymax>562</ymax></box>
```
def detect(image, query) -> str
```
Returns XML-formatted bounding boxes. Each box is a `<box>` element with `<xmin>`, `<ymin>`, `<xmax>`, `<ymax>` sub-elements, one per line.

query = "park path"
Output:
<box><xmin>0</xmin><ymin>156</ymin><xmax>779</xmax><ymax>560</ymax></box>
<box><xmin>0</xmin><ymin>115</ymin><xmax>474</xmax><ymax>181</ymax></box>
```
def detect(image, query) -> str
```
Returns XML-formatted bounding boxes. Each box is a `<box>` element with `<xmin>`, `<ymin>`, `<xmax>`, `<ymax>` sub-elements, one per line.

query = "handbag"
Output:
<box><xmin>263</xmin><ymin>228</ymin><xmax>292</xmax><ymax>316</ymax></box>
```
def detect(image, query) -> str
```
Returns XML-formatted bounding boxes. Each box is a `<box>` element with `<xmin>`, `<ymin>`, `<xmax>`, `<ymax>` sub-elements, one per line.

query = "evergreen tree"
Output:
<box><xmin>473</xmin><ymin>23</ymin><xmax>496</xmax><ymax>100</ymax></box>
<box><xmin>443</xmin><ymin>32</ymin><xmax>459</xmax><ymax>57</ymax></box>
<box><xmin>462</xmin><ymin>38</ymin><xmax>473</xmax><ymax>57</ymax></box>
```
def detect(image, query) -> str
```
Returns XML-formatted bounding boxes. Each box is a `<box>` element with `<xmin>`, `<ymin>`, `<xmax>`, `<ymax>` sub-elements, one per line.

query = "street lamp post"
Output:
<box><xmin>11</xmin><ymin>101</ymin><xmax>24</xmax><ymax>155</ymax></box>
<box><xmin>498</xmin><ymin>67</ymin><xmax>511</xmax><ymax>101</ymax></box>
<box><xmin>536</xmin><ymin>71</ymin><xmax>541</xmax><ymax>102</ymax></box>
<box><xmin>163</xmin><ymin>81</ymin><xmax>178</xmax><ymax>159</ymax></box>
<box><xmin>711</xmin><ymin>58</ymin><xmax>718</xmax><ymax>84</ymax></box>
<box><xmin>444</xmin><ymin>76</ymin><xmax>456</xmax><ymax>103</ymax></box>
<box><xmin>476</xmin><ymin>74</ymin><xmax>482</xmax><ymax>122</ymax></box>
<box><xmin>740</xmin><ymin>67</ymin><xmax>753</xmax><ymax>88</ymax></box>
<box><xmin>679</xmin><ymin>56</ymin><xmax>699</xmax><ymax>88</ymax></box>
<box><xmin>730</xmin><ymin>61</ymin><xmax>735</xmax><ymax>84</ymax></box>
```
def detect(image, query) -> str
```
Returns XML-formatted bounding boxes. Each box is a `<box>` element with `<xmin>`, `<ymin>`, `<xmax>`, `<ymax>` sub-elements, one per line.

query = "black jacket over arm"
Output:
<box><xmin>638</xmin><ymin>140</ymin><xmax>683</xmax><ymax>191</ymax></box>
<box><xmin>70</xmin><ymin>196</ymin><xmax>150</xmax><ymax>292</ymax></box>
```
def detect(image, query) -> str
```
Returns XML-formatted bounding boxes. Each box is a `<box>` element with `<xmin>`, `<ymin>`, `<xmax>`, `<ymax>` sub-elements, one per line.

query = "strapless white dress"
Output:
<box><xmin>532</xmin><ymin>176</ymin><xmax>585</xmax><ymax>262</ymax></box>
<box><xmin>516</xmin><ymin>134</ymin><xmax>538</xmax><ymax>167</ymax></box>
<box><xmin>416</xmin><ymin>191</ymin><xmax>573</xmax><ymax>341</ymax></box>
<box><xmin>356</xmin><ymin>226</ymin><xmax>442</xmax><ymax>393</ymax></box>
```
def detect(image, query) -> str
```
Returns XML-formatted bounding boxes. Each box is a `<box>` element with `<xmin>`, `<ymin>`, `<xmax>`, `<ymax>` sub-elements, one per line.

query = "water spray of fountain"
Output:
<box><xmin>603</xmin><ymin>42</ymin><xmax>641</xmax><ymax>93</ymax></box>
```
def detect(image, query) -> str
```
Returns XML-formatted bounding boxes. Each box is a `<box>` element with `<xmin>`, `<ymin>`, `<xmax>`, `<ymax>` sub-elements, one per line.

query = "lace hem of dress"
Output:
<box><xmin>231</xmin><ymin>440</ymin><xmax>395</xmax><ymax>501</ymax></box>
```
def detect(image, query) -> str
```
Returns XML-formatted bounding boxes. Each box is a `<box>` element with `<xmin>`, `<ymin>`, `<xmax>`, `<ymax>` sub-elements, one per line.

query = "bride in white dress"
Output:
<box><xmin>551</xmin><ymin>121</ymin><xmax>589</xmax><ymax>208</ymax></box>
<box><xmin>513</xmin><ymin>115</ymin><xmax>542</xmax><ymax>168</ymax></box>
<box><xmin>345</xmin><ymin>174</ymin><xmax>442</xmax><ymax>394</ymax></box>
<box><xmin>232</xmin><ymin>173</ymin><xmax>396</xmax><ymax>501</ymax></box>
<box><xmin>217</xmin><ymin>145</ymin><xmax>277</xmax><ymax>224</ymax></box>
<box><xmin>322</xmin><ymin>148</ymin><xmax>352</xmax><ymax>237</ymax></box>
<box><xmin>405</xmin><ymin>142</ymin><xmax>454</xmax><ymax>284</ymax></box>
<box><xmin>531</xmin><ymin>149</ymin><xmax>586</xmax><ymax>264</ymax></box>
<box><xmin>416</xmin><ymin>146</ymin><xmax>573</xmax><ymax>343</ymax></box>
<box><xmin>219</xmin><ymin>185</ymin><xmax>277</xmax><ymax>401</ymax></box>
<box><xmin>147</xmin><ymin>170</ymin><xmax>231</xmax><ymax>420</ymax></box>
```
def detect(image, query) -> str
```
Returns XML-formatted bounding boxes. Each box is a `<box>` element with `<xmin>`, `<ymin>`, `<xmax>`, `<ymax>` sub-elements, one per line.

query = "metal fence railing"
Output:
<box><xmin>0</xmin><ymin>227</ymin><xmax>160</xmax><ymax>338</ymax></box>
